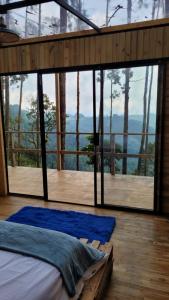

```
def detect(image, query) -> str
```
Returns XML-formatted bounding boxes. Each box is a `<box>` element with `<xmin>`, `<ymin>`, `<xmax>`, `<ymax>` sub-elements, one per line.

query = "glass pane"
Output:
<box><xmin>42</xmin><ymin>71</ymin><xmax>94</xmax><ymax>205</ymax></box>
<box><xmin>1</xmin><ymin>0</ymin><xmax>167</xmax><ymax>38</ymax></box>
<box><xmin>73</xmin><ymin>0</ymin><xmax>166</xmax><ymax>27</ymax></box>
<box><xmin>2</xmin><ymin>74</ymin><xmax>43</xmax><ymax>196</ymax></box>
<box><xmin>102</xmin><ymin>65</ymin><xmax>158</xmax><ymax>210</ymax></box>
<box><xmin>3</xmin><ymin>1</ymin><xmax>90</xmax><ymax>39</ymax></box>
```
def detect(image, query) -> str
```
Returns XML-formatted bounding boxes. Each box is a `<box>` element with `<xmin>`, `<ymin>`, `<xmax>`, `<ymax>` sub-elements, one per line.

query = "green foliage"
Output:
<box><xmin>8</xmin><ymin>94</ymin><xmax>57</xmax><ymax>167</ymax></box>
<box><xmin>10</xmin><ymin>75</ymin><xmax>28</xmax><ymax>88</ymax></box>
<box><xmin>82</xmin><ymin>134</ymin><xmax>122</xmax><ymax>173</ymax></box>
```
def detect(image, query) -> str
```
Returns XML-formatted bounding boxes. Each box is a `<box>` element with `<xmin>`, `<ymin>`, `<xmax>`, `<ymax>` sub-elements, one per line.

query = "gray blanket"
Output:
<box><xmin>0</xmin><ymin>221</ymin><xmax>104</xmax><ymax>297</ymax></box>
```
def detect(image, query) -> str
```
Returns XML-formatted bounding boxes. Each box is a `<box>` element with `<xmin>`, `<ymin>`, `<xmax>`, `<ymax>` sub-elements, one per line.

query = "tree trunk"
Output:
<box><xmin>77</xmin><ymin>0</ymin><xmax>82</xmax><ymax>29</ymax></box>
<box><xmin>59</xmin><ymin>3</ymin><xmax>68</xmax><ymax>169</ymax></box>
<box><xmin>17</xmin><ymin>76</ymin><xmax>24</xmax><ymax>166</ymax></box>
<box><xmin>110</xmin><ymin>78</ymin><xmax>114</xmax><ymax>173</ymax></box>
<box><xmin>106</xmin><ymin>0</ymin><xmax>110</xmax><ymax>26</ymax></box>
<box><xmin>60</xmin><ymin>4</ymin><xmax>68</xmax><ymax>33</ymax></box>
<box><xmin>122</xmin><ymin>68</ymin><xmax>130</xmax><ymax>174</ymax></box>
<box><xmin>76</xmin><ymin>1</ymin><xmax>82</xmax><ymax>170</ymax></box>
<box><xmin>165</xmin><ymin>0</ymin><xmax>169</xmax><ymax>17</ymax></box>
<box><xmin>127</xmin><ymin>0</ymin><xmax>132</xmax><ymax>23</ymax></box>
<box><xmin>55</xmin><ymin>74</ymin><xmax>62</xmax><ymax>170</ymax></box>
<box><xmin>59</xmin><ymin>73</ymin><xmax>66</xmax><ymax>169</ymax></box>
<box><xmin>110</xmin><ymin>79</ymin><xmax>113</xmax><ymax>134</ymax></box>
<box><xmin>137</xmin><ymin>67</ymin><xmax>149</xmax><ymax>174</ymax></box>
<box><xmin>38</xmin><ymin>4</ymin><xmax>42</xmax><ymax>36</ymax></box>
<box><xmin>144</xmin><ymin>66</ymin><xmax>154</xmax><ymax>175</ymax></box>
<box><xmin>122</xmin><ymin>0</ymin><xmax>132</xmax><ymax>174</ymax></box>
<box><xmin>5</xmin><ymin>0</ymin><xmax>10</xmax><ymax>27</ymax></box>
<box><xmin>4</xmin><ymin>77</ymin><xmax>10</xmax><ymax>161</ymax></box>
<box><xmin>76</xmin><ymin>72</ymin><xmax>80</xmax><ymax>170</ymax></box>
<box><xmin>143</xmin><ymin>0</ymin><xmax>158</xmax><ymax>175</ymax></box>
<box><xmin>25</xmin><ymin>9</ymin><xmax>28</xmax><ymax>37</ymax></box>
<box><xmin>36</xmin><ymin>93</ymin><xmax>40</xmax><ymax>168</ymax></box>
<box><xmin>4</xmin><ymin>2</ymin><xmax>10</xmax><ymax>162</ymax></box>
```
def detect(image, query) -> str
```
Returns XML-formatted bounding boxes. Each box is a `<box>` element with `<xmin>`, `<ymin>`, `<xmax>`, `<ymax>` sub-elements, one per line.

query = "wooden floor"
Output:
<box><xmin>0</xmin><ymin>196</ymin><xmax>169</xmax><ymax>300</ymax></box>
<box><xmin>8</xmin><ymin>166</ymin><xmax>154</xmax><ymax>210</ymax></box>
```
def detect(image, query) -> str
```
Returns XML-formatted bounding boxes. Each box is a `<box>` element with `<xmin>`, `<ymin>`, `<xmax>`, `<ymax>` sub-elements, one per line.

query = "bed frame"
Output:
<box><xmin>79</xmin><ymin>239</ymin><xmax>113</xmax><ymax>300</ymax></box>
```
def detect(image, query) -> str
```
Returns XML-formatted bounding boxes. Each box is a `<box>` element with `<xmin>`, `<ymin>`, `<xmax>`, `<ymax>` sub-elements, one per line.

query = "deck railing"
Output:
<box><xmin>5</xmin><ymin>130</ymin><xmax>155</xmax><ymax>175</ymax></box>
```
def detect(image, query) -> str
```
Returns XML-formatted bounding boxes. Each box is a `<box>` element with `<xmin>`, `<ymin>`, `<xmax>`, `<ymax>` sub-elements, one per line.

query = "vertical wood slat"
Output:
<box><xmin>80</xmin><ymin>238</ymin><xmax>88</xmax><ymax>244</ymax></box>
<box><xmin>137</xmin><ymin>30</ymin><xmax>144</xmax><ymax>60</ymax></box>
<box><xmin>163</xmin><ymin>27</ymin><xmax>169</xmax><ymax>57</ymax></box>
<box><xmin>125</xmin><ymin>31</ymin><xmax>131</xmax><ymax>61</ymax></box>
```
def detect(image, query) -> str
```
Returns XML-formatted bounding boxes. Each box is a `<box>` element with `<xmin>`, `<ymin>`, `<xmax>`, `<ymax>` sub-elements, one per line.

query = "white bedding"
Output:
<box><xmin>0</xmin><ymin>250</ymin><xmax>106</xmax><ymax>300</ymax></box>
<box><xmin>0</xmin><ymin>250</ymin><xmax>69</xmax><ymax>300</ymax></box>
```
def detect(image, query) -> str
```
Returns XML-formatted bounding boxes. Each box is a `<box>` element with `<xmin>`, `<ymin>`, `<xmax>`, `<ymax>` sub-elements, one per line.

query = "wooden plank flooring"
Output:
<box><xmin>8</xmin><ymin>166</ymin><xmax>154</xmax><ymax>210</ymax></box>
<box><xmin>0</xmin><ymin>196</ymin><xmax>169</xmax><ymax>299</ymax></box>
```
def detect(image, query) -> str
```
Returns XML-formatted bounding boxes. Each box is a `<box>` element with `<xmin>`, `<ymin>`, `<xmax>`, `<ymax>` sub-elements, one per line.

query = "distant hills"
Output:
<box><xmin>7</xmin><ymin>105</ymin><xmax>156</xmax><ymax>174</ymax></box>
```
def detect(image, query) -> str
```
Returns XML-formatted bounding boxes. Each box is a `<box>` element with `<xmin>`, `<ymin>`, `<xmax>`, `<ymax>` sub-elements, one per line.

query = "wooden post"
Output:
<box><xmin>0</xmin><ymin>107</ymin><xmax>7</xmax><ymax>195</ymax></box>
<box><xmin>55</xmin><ymin>74</ymin><xmax>62</xmax><ymax>170</ymax></box>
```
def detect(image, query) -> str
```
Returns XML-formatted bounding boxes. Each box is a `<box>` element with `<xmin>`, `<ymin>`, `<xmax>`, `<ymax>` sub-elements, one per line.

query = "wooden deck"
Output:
<box><xmin>8</xmin><ymin>166</ymin><xmax>154</xmax><ymax>210</ymax></box>
<box><xmin>0</xmin><ymin>196</ymin><xmax>169</xmax><ymax>300</ymax></box>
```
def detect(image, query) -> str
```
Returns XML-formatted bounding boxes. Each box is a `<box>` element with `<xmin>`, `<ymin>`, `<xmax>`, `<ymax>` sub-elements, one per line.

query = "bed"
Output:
<box><xmin>0</xmin><ymin>221</ymin><xmax>113</xmax><ymax>300</ymax></box>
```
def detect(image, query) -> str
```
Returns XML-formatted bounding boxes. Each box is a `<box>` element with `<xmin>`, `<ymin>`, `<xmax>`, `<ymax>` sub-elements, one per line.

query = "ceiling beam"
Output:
<box><xmin>0</xmin><ymin>0</ymin><xmax>101</xmax><ymax>33</ymax></box>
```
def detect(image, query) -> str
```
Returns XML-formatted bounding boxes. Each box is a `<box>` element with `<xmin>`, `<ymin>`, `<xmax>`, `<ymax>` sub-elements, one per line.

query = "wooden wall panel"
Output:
<box><xmin>1</xmin><ymin>22</ymin><xmax>169</xmax><ymax>74</ymax></box>
<box><xmin>161</xmin><ymin>64</ymin><xmax>169</xmax><ymax>213</ymax></box>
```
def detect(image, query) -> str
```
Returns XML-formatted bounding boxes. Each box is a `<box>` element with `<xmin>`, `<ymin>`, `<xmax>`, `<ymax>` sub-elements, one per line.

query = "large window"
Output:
<box><xmin>0</xmin><ymin>65</ymin><xmax>161</xmax><ymax>211</ymax></box>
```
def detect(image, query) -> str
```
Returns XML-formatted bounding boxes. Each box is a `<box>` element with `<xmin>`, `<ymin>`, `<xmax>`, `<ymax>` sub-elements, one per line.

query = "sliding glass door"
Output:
<box><xmin>42</xmin><ymin>71</ymin><xmax>95</xmax><ymax>205</ymax></box>
<box><xmin>1</xmin><ymin>74</ymin><xmax>44</xmax><ymax>196</ymax></box>
<box><xmin>95</xmin><ymin>66</ymin><xmax>159</xmax><ymax>210</ymax></box>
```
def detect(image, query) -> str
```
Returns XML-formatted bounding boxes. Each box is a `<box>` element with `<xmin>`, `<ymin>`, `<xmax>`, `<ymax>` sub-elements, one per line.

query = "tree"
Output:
<box><xmin>10</xmin><ymin>75</ymin><xmax>28</xmax><ymax>165</ymax></box>
<box><xmin>106</xmin><ymin>0</ymin><xmax>111</xmax><ymax>26</ymax></box>
<box><xmin>76</xmin><ymin>71</ymin><xmax>80</xmax><ymax>170</ymax></box>
<box><xmin>137</xmin><ymin>0</ymin><xmax>158</xmax><ymax>175</ymax></box>
<box><xmin>137</xmin><ymin>67</ymin><xmax>149</xmax><ymax>174</ymax></box>
<box><xmin>82</xmin><ymin>135</ymin><xmax>122</xmax><ymax>173</ymax></box>
<box><xmin>59</xmin><ymin>2</ymin><xmax>68</xmax><ymax>169</ymax></box>
<box><xmin>165</xmin><ymin>0</ymin><xmax>169</xmax><ymax>17</ymax></box>
<box><xmin>144</xmin><ymin>65</ymin><xmax>154</xmax><ymax>175</ymax></box>
<box><xmin>106</xmin><ymin>69</ymin><xmax>121</xmax><ymax>134</ymax></box>
<box><xmin>74</xmin><ymin>0</ymin><xmax>83</xmax><ymax>171</ymax></box>
<box><xmin>122</xmin><ymin>0</ymin><xmax>133</xmax><ymax>175</ymax></box>
<box><xmin>26</xmin><ymin>94</ymin><xmax>56</xmax><ymax>166</ymax></box>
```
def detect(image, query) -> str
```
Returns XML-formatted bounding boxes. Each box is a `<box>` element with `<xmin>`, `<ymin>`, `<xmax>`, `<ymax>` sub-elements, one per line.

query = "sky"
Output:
<box><xmin>4</xmin><ymin>0</ymin><xmax>165</xmax><ymax>37</ymax></box>
<box><xmin>9</xmin><ymin>65</ymin><xmax>158</xmax><ymax>118</ymax></box>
